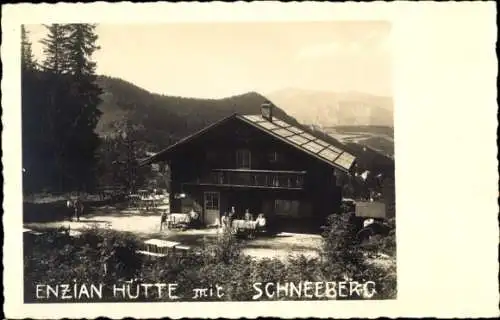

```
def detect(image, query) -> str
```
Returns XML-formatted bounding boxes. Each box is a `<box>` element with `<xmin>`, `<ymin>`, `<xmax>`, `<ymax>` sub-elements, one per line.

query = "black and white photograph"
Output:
<box><xmin>21</xmin><ymin>20</ymin><xmax>396</xmax><ymax>303</ymax></box>
<box><xmin>3</xmin><ymin>2</ymin><xmax>498</xmax><ymax>319</ymax></box>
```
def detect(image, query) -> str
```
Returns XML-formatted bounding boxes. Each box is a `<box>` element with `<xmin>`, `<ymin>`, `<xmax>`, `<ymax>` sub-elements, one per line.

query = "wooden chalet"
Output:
<box><xmin>140</xmin><ymin>103</ymin><xmax>357</xmax><ymax>232</ymax></box>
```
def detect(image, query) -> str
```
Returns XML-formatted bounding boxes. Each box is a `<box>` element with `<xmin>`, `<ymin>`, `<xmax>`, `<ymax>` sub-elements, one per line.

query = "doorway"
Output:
<box><xmin>203</xmin><ymin>191</ymin><xmax>220</xmax><ymax>225</ymax></box>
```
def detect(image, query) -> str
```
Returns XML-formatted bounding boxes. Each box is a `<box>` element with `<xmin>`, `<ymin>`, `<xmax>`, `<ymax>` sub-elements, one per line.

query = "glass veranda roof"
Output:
<box><xmin>240</xmin><ymin>114</ymin><xmax>356</xmax><ymax>171</ymax></box>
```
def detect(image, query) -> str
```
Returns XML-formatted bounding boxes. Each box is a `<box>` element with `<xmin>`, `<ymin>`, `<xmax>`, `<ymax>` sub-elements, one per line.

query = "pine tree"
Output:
<box><xmin>62</xmin><ymin>23</ymin><xmax>103</xmax><ymax>191</ymax></box>
<box><xmin>22</xmin><ymin>25</ymin><xmax>44</xmax><ymax>192</ymax></box>
<box><xmin>21</xmin><ymin>25</ymin><xmax>37</xmax><ymax>71</ymax></box>
<box><xmin>35</xmin><ymin>23</ymin><xmax>103</xmax><ymax>191</ymax></box>
<box><xmin>38</xmin><ymin>24</ymin><xmax>70</xmax><ymax>190</ymax></box>
<box><xmin>65</xmin><ymin>24</ymin><xmax>100</xmax><ymax>78</ymax></box>
<box><xmin>64</xmin><ymin>24</ymin><xmax>102</xmax><ymax>131</ymax></box>
<box><xmin>40</xmin><ymin>24</ymin><xmax>70</xmax><ymax>74</ymax></box>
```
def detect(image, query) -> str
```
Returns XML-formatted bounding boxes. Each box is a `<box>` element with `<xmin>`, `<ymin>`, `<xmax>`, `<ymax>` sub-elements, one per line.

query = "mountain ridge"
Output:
<box><xmin>95</xmin><ymin>75</ymin><xmax>302</xmax><ymax>147</ymax></box>
<box><xmin>96</xmin><ymin>77</ymin><xmax>393</xmax><ymax>130</ymax></box>
<box><xmin>265</xmin><ymin>87</ymin><xmax>393</xmax><ymax>128</ymax></box>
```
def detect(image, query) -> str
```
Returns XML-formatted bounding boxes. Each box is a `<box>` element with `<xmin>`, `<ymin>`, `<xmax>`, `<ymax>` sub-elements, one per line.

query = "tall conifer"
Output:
<box><xmin>37</xmin><ymin>23</ymin><xmax>103</xmax><ymax>191</ymax></box>
<box><xmin>21</xmin><ymin>25</ymin><xmax>37</xmax><ymax>71</ymax></box>
<box><xmin>62</xmin><ymin>23</ymin><xmax>103</xmax><ymax>191</ymax></box>
<box><xmin>40</xmin><ymin>24</ymin><xmax>70</xmax><ymax>74</ymax></box>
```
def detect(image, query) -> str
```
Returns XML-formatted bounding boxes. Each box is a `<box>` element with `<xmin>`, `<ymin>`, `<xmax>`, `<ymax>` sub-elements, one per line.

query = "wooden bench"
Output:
<box><xmin>23</xmin><ymin>228</ymin><xmax>43</xmax><ymax>236</ymax></box>
<box><xmin>137</xmin><ymin>239</ymin><xmax>192</xmax><ymax>258</ymax></box>
<box><xmin>138</xmin><ymin>239</ymin><xmax>180</xmax><ymax>258</ymax></box>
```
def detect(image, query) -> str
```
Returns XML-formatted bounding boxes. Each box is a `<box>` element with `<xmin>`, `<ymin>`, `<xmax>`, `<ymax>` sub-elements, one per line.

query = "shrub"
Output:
<box><xmin>23</xmin><ymin>227</ymin><xmax>144</xmax><ymax>302</ymax></box>
<box><xmin>321</xmin><ymin>212</ymin><xmax>364</xmax><ymax>276</ymax></box>
<box><xmin>24</xmin><ymin>213</ymin><xmax>397</xmax><ymax>302</ymax></box>
<box><xmin>319</xmin><ymin>211</ymin><xmax>397</xmax><ymax>299</ymax></box>
<box><xmin>75</xmin><ymin>227</ymin><xmax>143</xmax><ymax>283</ymax></box>
<box><xmin>200</xmin><ymin>227</ymin><xmax>242</xmax><ymax>265</ymax></box>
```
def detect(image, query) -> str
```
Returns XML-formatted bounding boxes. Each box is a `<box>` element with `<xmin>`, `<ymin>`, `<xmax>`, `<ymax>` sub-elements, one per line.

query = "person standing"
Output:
<box><xmin>160</xmin><ymin>210</ymin><xmax>168</xmax><ymax>231</ymax></box>
<box><xmin>66</xmin><ymin>198</ymin><xmax>83</xmax><ymax>222</ymax></box>
<box><xmin>75</xmin><ymin>199</ymin><xmax>83</xmax><ymax>221</ymax></box>
<box><xmin>229</xmin><ymin>206</ymin><xmax>236</xmax><ymax>222</ymax></box>
<box><xmin>221</xmin><ymin>213</ymin><xmax>228</xmax><ymax>229</ymax></box>
<box><xmin>66</xmin><ymin>199</ymin><xmax>73</xmax><ymax>221</ymax></box>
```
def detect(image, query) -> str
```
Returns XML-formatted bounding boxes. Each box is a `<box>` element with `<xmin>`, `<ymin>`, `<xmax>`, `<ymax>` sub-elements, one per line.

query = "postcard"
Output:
<box><xmin>2</xmin><ymin>2</ymin><xmax>498</xmax><ymax>319</ymax></box>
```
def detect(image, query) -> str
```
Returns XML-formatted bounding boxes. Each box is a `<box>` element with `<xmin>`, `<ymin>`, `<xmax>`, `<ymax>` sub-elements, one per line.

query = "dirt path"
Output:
<box><xmin>25</xmin><ymin>206</ymin><xmax>397</xmax><ymax>270</ymax></box>
<box><xmin>25</xmin><ymin>206</ymin><xmax>323</xmax><ymax>261</ymax></box>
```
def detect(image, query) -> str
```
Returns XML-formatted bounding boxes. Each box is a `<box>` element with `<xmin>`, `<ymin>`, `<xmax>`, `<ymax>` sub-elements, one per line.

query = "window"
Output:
<box><xmin>204</xmin><ymin>192</ymin><xmax>219</xmax><ymax>210</ymax></box>
<box><xmin>236</xmin><ymin>149</ymin><xmax>251</xmax><ymax>169</ymax></box>
<box><xmin>302</xmin><ymin>141</ymin><xmax>324</xmax><ymax>154</ymax></box>
<box><xmin>334</xmin><ymin>152</ymin><xmax>356</xmax><ymax>170</ymax></box>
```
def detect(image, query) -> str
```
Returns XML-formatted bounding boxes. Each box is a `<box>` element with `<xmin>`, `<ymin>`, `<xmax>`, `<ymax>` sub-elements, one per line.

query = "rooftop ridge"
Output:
<box><xmin>140</xmin><ymin>113</ymin><xmax>356</xmax><ymax>173</ymax></box>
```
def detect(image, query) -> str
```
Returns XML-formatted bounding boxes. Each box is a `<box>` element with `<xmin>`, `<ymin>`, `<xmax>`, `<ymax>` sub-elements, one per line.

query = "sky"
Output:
<box><xmin>25</xmin><ymin>22</ymin><xmax>392</xmax><ymax>99</ymax></box>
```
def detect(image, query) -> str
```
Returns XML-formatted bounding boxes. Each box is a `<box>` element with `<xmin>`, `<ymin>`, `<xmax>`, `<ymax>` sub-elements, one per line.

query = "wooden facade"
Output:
<box><xmin>142</xmin><ymin>113</ymin><xmax>356</xmax><ymax>232</ymax></box>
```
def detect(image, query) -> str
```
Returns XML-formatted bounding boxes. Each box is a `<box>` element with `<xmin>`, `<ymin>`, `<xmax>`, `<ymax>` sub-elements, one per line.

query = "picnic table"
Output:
<box><xmin>140</xmin><ymin>194</ymin><xmax>164</xmax><ymax>210</ymax></box>
<box><xmin>168</xmin><ymin>213</ymin><xmax>192</xmax><ymax>224</ymax></box>
<box><xmin>96</xmin><ymin>186</ymin><xmax>127</xmax><ymax>201</ymax></box>
<box><xmin>161</xmin><ymin>211</ymin><xmax>200</xmax><ymax>230</ymax></box>
<box><xmin>128</xmin><ymin>189</ymin><xmax>169</xmax><ymax>211</ymax></box>
<box><xmin>127</xmin><ymin>191</ymin><xmax>168</xmax><ymax>211</ymax></box>
<box><xmin>68</xmin><ymin>230</ymin><xmax>82</xmax><ymax>237</ymax></box>
<box><xmin>23</xmin><ymin>228</ymin><xmax>43</xmax><ymax>236</ymax></box>
<box><xmin>137</xmin><ymin>239</ymin><xmax>191</xmax><ymax>257</ymax></box>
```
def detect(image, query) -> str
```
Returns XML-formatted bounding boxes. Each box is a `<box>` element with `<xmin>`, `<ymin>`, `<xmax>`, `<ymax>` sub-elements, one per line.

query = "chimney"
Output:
<box><xmin>261</xmin><ymin>102</ymin><xmax>273</xmax><ymax>122</ymax></box>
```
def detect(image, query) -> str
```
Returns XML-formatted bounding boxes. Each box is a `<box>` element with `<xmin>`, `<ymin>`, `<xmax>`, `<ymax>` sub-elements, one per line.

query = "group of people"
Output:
<box><xmin>159</xmin><ymin>206</ymin><xmax>267</xmax><ymax>235</ymax></box>
<box><xmin>220</xmin><ymin>207</ymin><xmax>267</xmax><ymax>233</ymax></box>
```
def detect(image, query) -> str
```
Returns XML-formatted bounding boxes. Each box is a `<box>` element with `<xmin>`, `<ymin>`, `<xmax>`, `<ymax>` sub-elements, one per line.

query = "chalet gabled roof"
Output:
<box><xmin>139</xmin><ymin>113</ymin><xmax>356</xmax><ymax>172</ymax></box>
<box><xmin>139</xmin><ymin>114</ymin><xmax>238</xmax><ymax>166</ymax></box>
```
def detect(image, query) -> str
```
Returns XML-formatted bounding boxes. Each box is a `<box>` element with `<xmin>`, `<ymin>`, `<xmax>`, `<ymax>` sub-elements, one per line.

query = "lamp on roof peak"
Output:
<box><xmin>261</xmin><ymin>101</ymin><xmax>273</xmax><ymax>122</ymax></box>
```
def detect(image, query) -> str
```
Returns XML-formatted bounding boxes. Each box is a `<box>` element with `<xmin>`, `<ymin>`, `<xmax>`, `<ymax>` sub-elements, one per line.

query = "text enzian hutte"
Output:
<box><xmin>34</xmin><ymin>281</ymin><xmax>377</xmax><ymax>300</ymax></box>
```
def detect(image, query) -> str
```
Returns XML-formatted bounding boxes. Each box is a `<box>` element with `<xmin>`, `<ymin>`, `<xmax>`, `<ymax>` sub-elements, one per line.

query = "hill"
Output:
<box><xmin>265</xmin><ymin>87</ymin><xmax>393</xmax><ymax>128</ymax></box>
<box><xmin>95</xmin><ymin>76</ymin><xmax>301</xmax><ymax>149</ymax></box>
